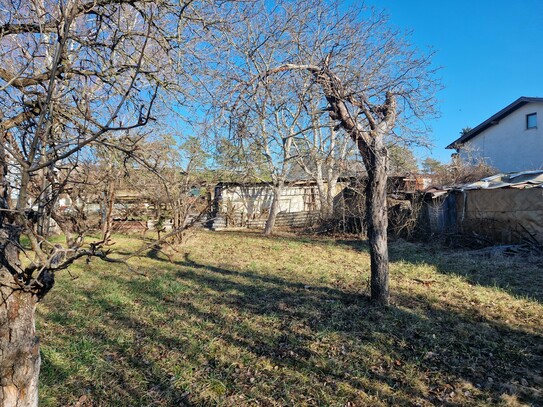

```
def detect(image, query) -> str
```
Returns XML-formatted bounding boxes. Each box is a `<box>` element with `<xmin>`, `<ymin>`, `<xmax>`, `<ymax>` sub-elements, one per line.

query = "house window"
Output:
<box><xmin>527</xmin><ymin>113</ymin><xmax>537</xmax><ymax>129</ymax></box>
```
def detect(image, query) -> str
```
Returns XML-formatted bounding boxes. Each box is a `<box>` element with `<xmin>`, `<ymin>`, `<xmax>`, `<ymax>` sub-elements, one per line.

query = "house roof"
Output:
<box><xmin>446</xmin><ymin>96</ymin><xmax>543</xmax><ymax>149</ymax></box>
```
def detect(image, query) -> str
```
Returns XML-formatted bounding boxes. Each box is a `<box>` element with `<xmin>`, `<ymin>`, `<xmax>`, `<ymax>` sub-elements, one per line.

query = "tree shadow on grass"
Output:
<box><xmin>213</xmin><ymin>230</ymin><xmax>543</xmax><ymax>302</ymax></box>
<box><xmin>43</xmin><ymin>248</ymin><xmax>542</xmax><ymax>406</ymax></box>
<box><xmin>388</xmin><ymin>241</ymin><xmax>543</xmax><ymax>303</ymax></box>
<box><xmin>39</xmin><ymin>299</ymin><xmax>195</xmax><ymax>407</ymax></box>
<box><xmin>175</xmin><ymin>255</ymin><xmax>542</xmax><ymax>404</ymax></box>
<box><xmin>115</xmin><ymin>228</ymin><xmax>543</xmax><ymax>302</ymax></box>
<box><xmin>211</xmin><ymin>229</ymin><xmax>370</xmax><ymax>252</ymax></box>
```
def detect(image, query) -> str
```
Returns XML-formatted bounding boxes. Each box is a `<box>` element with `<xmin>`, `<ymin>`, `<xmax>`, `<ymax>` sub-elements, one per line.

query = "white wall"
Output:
<box><xmin>460</xmin><ymin>102</ymin><xmax>543</xmax><ymax>172</ymax></box>
<box><xmin>218</xmin><ymin>184</ymin><xmax>319</xmax><ymax>217</ymax></box>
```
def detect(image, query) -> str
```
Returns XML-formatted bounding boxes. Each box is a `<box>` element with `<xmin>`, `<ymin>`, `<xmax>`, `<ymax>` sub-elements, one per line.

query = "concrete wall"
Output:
<box><xmin>460</xmin><ymin>102</ymin><xmax>543</xmax><ymax>172</ymax></box>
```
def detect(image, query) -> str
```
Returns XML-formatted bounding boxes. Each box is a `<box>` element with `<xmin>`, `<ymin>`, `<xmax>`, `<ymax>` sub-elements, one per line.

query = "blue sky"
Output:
<box><xmin>371</xmin><ymin>0</ymin><xmax>543</xmax><ymax>163</ymax></box>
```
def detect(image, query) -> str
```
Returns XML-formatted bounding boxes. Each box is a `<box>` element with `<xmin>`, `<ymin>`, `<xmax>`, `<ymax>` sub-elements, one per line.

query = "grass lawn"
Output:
<box><xmin>37</xmin><ymin>230</ymin><xmax>543</xmax><ymax>406</ymax></box>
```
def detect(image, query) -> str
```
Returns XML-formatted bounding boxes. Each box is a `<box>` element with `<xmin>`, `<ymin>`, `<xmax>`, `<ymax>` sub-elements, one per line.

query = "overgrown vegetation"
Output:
<box><xmin>422</xmin><ymin>155</ymin><xmax>497</xmax><ymax>187</ymax></box>
<box><xmin>38</xmin><ymin>231</ymin><xmax>542</xmax><ymax>406</ymax></box>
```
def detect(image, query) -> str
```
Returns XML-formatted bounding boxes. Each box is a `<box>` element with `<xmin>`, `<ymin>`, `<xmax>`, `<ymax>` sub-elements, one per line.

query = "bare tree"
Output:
<box><xmin>292</xmin><ymin>117</ymin><xmax>356</xmax><ymax>219</ymax></box>
<box><xmin>242</xmin><ymin>86</ymin><xmax>315</xmax><ymax>236</ymax></box>
<box><xmin>423</xmin><ymin>153</ymin><xmax>496</xmax><ymax>187</ymax></box>
<box><xmin>127</xmin><ymin>134</ymin><xmax>211</xmax><ymax>243</ymax></box>
<box><xmin>225</xmin><ymin>0</ymin><xmax>439</xmax><ymax>305</ymax></box>
<box><xmin>0</xmin><ymin>0</ymin><xmax>234</xmax><ymax>404</ymax></box>
<box><xmin>218</xmin><ymin>1</ymin><xmax>323</xmax><ymax>235</ymax></box>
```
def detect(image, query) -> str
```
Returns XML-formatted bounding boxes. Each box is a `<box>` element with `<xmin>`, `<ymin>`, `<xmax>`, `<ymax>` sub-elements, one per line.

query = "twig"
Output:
<box><xmin>412</xmin><ymin>278</ymin><xmax>437</xmax><ymax>286</ymax></box>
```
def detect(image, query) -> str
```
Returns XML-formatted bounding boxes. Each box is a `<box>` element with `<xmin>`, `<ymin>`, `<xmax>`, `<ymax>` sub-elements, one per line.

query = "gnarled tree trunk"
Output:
<box><xmin>0</xmin><ymin>228</ymin><xmax>40</xmax><ymax>407</ymax></box>
<box><xmin>364</xmin><ymin>142</ymin><xmax>389</xmax><ymax>305</ymax></box>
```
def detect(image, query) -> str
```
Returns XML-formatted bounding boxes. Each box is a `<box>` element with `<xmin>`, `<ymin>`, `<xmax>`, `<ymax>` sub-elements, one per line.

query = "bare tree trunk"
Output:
<box><xmin>0</xmin><ymin>140</ymin><xmax>8</xmax><ymax>226</ymax></box>
<box><xmin>171</xmin><ymin>199</ymin><xmax>184</xmax><ymax>244</ymax></box>
<box><xmin>0</xmin><ymin>156</ymin><xmax>40</xmax><ymax>407</ymax></box>
<box><xmin>101</xmin><ymin>183</ymin><xmax>115</xmax><ymax>244</ymax></box>
<box><xmin>325</xmin><ymin>176</ymin><xmax>337</xmax><ymax>218</ymax></box>
<box><xmin>364</xmin><ymin>144</ymin><xmax>389</xmax><ymax>306</ymax></box>
<box><xmin>0</xmin><ymin>228</ymin><xmax>40</xmax><ymax>407</ymax></box>
<box><xmin>264</xmin><ymin>183</ymin><xmax>282</xmax><ymax>236</ymax></box>
<box><xmin>314</xmin><ymin>165</ymin><xmax>331</xmax><ymax>219</ymax></box>
<box><xmin>316</xmin><ymin>183</ymin><xmax>329</xmax><ymax>215</ymax></box>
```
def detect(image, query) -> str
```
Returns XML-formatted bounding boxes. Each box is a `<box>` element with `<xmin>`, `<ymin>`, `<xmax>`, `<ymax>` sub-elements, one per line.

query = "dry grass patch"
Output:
<box><xmin>37</xmin><ymin>230</ymin><xmax>543</xmax><ymax>406</ymax></box>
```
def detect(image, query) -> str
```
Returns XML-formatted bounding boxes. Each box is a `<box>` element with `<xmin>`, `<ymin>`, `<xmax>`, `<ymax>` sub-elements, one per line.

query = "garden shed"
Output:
<box><xmin>211</xmin><ymin>180</ymin><xmax>326</xmax><ymax>229</ymax></box>
<box><xmin>423</xmin><ymin>171</ymin><xmax>543</xmax><ymax>244</ymax></box>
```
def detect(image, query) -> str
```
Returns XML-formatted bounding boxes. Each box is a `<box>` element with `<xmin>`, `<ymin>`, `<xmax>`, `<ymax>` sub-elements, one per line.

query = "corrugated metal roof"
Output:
<box><xmin>460</xmin><ymin>170</ymin><xmax>543</xmax><ymax>190</ymax></box>
<box><xmin>425</xmin><ymin>170</ymin><xmax>543</xmax><ymax>198</ymax></box>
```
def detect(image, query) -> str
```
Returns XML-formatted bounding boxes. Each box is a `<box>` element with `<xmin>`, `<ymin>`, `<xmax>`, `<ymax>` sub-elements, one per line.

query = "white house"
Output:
<box><xmin>447</xmin><ymin>97</ymin><xmax>543</xmax><ymax>172</ymax></box>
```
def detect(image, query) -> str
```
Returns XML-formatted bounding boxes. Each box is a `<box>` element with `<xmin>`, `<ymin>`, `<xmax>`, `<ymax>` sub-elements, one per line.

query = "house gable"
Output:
<box><xmin>447</xmin><ymin>97</ymin><xmax>543</xmax><ymax>172</ymax></box>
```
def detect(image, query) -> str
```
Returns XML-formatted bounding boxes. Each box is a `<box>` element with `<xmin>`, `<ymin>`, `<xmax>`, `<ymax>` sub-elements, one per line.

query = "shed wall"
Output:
<box><xmin>457</xmin><ymin>188</ymin><xmax>543</xmax><ymax>243</ymax></box>
<box><xmin>217</xmin><ymin>184</ymin><xmax>319</xmax><ymax>219</ymax></box>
